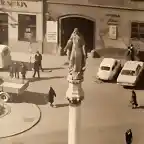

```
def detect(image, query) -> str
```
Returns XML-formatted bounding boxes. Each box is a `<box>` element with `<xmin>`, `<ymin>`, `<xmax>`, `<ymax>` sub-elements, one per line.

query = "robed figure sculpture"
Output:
<box><xmin>64</xmin><ymin>28</ymin><xmax>87</xmax><ymax>81</ymax></box>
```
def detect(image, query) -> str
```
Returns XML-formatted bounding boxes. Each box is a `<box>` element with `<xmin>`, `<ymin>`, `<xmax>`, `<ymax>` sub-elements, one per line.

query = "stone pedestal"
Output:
<box><xmin>66</xmin><ymin>78</ymin><xmax>84</xmax><ymax>144</ymax></box>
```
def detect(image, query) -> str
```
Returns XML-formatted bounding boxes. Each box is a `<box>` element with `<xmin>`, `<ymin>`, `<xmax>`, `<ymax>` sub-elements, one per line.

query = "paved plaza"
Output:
<box><xmin>0</xmin><ymin>53</ymin><xmax>144</xmax><ymax>144</ymax></box>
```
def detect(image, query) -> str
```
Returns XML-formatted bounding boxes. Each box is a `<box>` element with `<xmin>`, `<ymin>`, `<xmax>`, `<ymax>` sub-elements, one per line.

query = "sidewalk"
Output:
<box><xmin>11</xmin><ymin>52</ymin><xmax>67</xmax><ymax>69</ymax></box>
<box><xmin>95</xmin><ymin>47</ymin><xmax>127</xmax><ymax>58</ymax></box>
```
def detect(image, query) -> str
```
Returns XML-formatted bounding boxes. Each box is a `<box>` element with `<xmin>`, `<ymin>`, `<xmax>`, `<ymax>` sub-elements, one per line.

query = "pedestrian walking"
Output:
<box><xmin>13</xmin><ymin>62</ymin><xmax>20</xmax><ymax>79</ymax></box>
<box><xmin>47</xmin><ymin>86</ymin><xmax>56</xmax><ymax>107</ymax></box>
<box><xmin>20</xmin><ymin>62</ymin><xmax>27</xmax><ymax>80</ymax></box>
<box><xmin>130</xmin><ymin>90</ymin><xmax>138</xmax><ymax>109</ymax></box>
<box><xmin>35</xmin><ymin>51</ymin><xmax>43</xmax><ymax>72</ymax></box>
<box><xmin>32</xmin><ymin>60</ymin><xmax>40</xmax><ymax>78</ymax></box>
<box><xmin>125</xmin><ymin>129</ymin><xmax>133</xmax><ymax>144</ymax></box>
<box><xmin>9</xmin><ymin>64</ymin><xmax>14</xmax><ymax>78</ymax></box>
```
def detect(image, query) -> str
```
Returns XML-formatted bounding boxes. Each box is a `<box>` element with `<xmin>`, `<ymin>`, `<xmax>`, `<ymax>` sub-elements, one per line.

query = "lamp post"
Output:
<box><xmin>66</xmin><ymin>75</ymin><xmax>84</xmax><ymax>144</ymax></box>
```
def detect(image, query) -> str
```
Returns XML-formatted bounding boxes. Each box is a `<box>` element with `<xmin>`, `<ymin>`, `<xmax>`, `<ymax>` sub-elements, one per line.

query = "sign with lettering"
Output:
<box><xmin>0</xmin><ymin>0</ymin><xmax>27</xmax><ymax>8</ymax></box>
<box><xmin>47</xmin><ymin>21</ymin><xmax>57</xmax><ymax>43</ymax></box>
<box><xmin>109</xmin><ymin>25</ymin><xmax>117</xmax><ymax>40</ymax></box>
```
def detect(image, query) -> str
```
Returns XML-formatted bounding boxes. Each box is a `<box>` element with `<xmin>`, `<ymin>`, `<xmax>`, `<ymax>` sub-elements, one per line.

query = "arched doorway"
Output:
<box><xmin>59</xmin><ymin>15</ymin><xmax>95</xmax><ymax>52</ymax></box>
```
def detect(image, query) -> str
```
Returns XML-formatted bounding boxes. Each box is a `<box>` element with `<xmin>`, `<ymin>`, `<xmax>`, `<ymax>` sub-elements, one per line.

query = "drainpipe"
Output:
<box><xmin>42</xmin><ymin>0</ymin><xmax>45</xmax><ymax>54</ymax></box>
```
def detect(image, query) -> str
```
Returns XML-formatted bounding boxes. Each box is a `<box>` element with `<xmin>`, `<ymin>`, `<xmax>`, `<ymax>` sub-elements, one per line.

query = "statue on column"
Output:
<box><xmin>64</xmin><ymin>28</ymin><xmax>87</xmax><ymax>82</ymax></box>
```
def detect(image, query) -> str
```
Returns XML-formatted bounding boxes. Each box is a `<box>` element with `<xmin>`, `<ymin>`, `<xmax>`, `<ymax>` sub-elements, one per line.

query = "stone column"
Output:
<box><xmin>66</xmin><ymin>77</ymin><xmax>84</xmax><ymax>144</ymax></box>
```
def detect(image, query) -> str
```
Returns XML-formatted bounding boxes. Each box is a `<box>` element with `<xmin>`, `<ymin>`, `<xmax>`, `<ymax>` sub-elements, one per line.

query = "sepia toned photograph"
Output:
<box><xmin>0</xmin><ymin>0</ymin><xmax>144</xmax><ymax>144</ymax></box>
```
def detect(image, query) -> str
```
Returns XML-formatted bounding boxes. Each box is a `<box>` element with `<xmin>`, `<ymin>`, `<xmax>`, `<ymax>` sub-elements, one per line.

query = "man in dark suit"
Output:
<box><xmin>33</xmin><ymin>60</ymin><xmax>40</xmax><ymax>78</ymax></box>
<box><xmin>35</xmin><ymin>51</ymin><xmax>43</xmax><ymax>72</ymax></box>
<box><xmin>125</xmin><ymin>129</ymin><xmax>133</xmax><ymax>144</ymax></box>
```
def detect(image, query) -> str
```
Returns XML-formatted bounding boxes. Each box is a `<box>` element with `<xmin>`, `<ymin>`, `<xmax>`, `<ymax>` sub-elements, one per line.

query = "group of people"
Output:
<box><xmin>9</xmin><ymin>51</ymin><xmax>43</xmax><ymax>80</ymax></box>
<box><xmin>9</xmin><ymin>62</ymin><xmax>27</xmax><ymax>80</ymax></box>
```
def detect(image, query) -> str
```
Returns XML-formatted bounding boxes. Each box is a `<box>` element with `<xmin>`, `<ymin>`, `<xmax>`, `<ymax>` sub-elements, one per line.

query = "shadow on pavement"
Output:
<box><xmin>137</xmin><ymin>106</ymin><xmax>144</xmax><ymax>109</ymax></box>
<box><xmin>51</xmin><ymin>142</ymin><xmax>67</xmax><ymax>144</ymax></box>
<box><xmin>28</xmin><ymin>76</ymin><xmax>65</xmax><ymax>82</ymax></box>
<box><xmin>55</xmin><ymin>103</ymin><xmax>69</xmax><ymax>108</ymax></box>
<box><xmin>43</xmin><ymin>67</ymin><xmax>65</xmax><ymax>71</ymax></box>
<box><xmin>11</xmin><ymin>91</ymin><xmax>48</xmax><ymax>105</ymax></box>
<box><xmin>13</xmin><ymin>61</ymin><xmax>65</xmax><ymax>72</ymax></box>
<box><xmin>96</xmin><ymin>47</ymin><xmax>126</xmax><ymax>58</ymax></box>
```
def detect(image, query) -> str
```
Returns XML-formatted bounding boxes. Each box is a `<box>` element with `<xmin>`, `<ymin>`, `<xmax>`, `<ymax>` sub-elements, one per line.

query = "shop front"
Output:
<box><xmin>44</xmin><ymin>2</ymin><xmax>144</xmax><ymax>55</ymax></box>
<box><xmin>0</xmin><ymin>0</ymin><xmax>43</xmax><ymax>53</ymax></box>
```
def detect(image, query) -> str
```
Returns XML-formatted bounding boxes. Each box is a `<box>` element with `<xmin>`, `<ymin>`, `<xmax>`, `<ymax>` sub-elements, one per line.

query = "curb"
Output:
<box><xmin>0</xmin><ymin>104</ymin><xmax>41</xmax><ymax>138</ymax></box>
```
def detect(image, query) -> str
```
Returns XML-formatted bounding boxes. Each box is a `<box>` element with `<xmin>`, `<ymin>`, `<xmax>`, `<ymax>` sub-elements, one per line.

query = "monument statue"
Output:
<box><xmin>64</xmin><ymin>28</ymin><xmax>87</xmax><ymax>82</ymax></box>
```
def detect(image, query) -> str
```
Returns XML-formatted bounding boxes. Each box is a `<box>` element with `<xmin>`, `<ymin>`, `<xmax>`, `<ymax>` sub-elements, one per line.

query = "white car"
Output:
<box><xmin>117</xmin><ymin>61</ymin><xmax>144</xmax><ymax>87</ymax></box>
<box><xmin>97</xmin><ymin>58</ymin><xmax>121</xmax><ymax>81</ymax></box>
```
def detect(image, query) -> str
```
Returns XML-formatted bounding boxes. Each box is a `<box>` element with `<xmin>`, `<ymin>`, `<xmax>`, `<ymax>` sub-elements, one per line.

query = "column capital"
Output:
<box><xmin>67</xmin><ymin>74</ymin><xmax>84</xmax><ymax>84</ymax></box>
<box><xmin>67</xmin><ymin>96</ymin><xmax>84</xmax><ymax>106</ymax></box>
<box><xmin>66</xmin><ymin>81</ymin><xmax>84</xmax><ymax>107</ymax></box>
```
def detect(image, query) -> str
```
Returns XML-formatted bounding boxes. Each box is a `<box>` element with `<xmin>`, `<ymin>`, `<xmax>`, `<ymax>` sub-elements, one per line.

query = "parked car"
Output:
<box><xmin>97</xmin><ymin>58</ymin><xmax>122</xmax><ymax>81</ymax></box>
<box><xmin>117</xmin><ymin>61</ymin><xmax>144</xmax><ymax>87</ymax></box>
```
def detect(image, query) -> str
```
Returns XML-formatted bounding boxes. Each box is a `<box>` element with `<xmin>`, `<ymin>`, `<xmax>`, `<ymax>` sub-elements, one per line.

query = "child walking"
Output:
<box><xmin>20</xmin><ymin>62</ymin><xmax>27</xmax><ymax>80</ymax></box>
<box><xmin>9</xmin><ymin>64</ymin><xmax>14</xmax><ymax>78</ymax></box>
<box><xmin>13</xmin><ymin>62</ymin><xmax>20</xmax><ymax>79</ymax></box>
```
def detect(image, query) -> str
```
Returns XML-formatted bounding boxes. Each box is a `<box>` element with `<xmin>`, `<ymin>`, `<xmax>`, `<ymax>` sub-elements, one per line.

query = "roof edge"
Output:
<box><xmin>46</xmin><ymin>1</ymin><xmax>144</xmax><ymax>11</ymax></box>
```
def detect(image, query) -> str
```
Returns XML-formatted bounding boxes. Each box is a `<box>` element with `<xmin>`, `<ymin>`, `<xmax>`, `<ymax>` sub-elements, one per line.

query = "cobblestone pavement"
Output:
<box><xmin>0</xmin><ymin>54</ymin><xmax>144</xmax><ymax>144</ymax></box>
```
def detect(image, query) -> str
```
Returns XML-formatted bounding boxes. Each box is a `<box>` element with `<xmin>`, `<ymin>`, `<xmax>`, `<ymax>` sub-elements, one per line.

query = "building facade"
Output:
<box><xmin>0</xmin><ymin>0</ymin><xmax>144</xmax><ymax>54</ymax></box>
<box><xmin>0</xmin><ymin>0</ymin><xmax>43</xmax><ymax>53</ymax></box>
<box><xmin>43</xmin><ymin>0</ymin><xmax>144</xmax><ymax>54</ymax></box>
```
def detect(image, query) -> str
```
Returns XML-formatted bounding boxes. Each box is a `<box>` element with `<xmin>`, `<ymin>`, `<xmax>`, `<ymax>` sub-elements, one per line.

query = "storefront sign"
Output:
<box><xmin>0</xmin><ymin>0</ymin><xmax>27</xmax><ymax>8</ymax></box>
<box><xmin>109</xmin><ymin>25</ymin><xmax>117</xmax><ymax>40</ymax></box>
<box><xmin>47</xmin><ymin>21</ymin><xmax>57</xmax><ymax>43</ymax></box>
<box><xmin>106</xmin><ymin>13</ymin><xmax>120</xmax><ymax>25</ymax></box>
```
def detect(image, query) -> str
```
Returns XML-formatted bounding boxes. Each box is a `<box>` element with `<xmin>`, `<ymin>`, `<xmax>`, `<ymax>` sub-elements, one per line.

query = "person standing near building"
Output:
<box><xmin>9</xmin><ymin>64</ymin><xmax>14</xmax><ymax>78</ymax></box>
<box><xmin>20</xmin><ymin>62</ymin><xmax>27</xmax><ymax>80</ymax></box>
<box><xmin>35</xmin><ymin>51</ymin><xmax>43</xmax><ymax>72</ymax></box>
<box><xmin>32</xmin><ymin>60</ymin><xmax>40</xmax><ymax>78</ymax></box>
<box><xmin>13</xmin><ymin>62</ymin><xmax>20</xmax><ymax>79</ymax></box>
<box><xmin>125</xmin><ymin>129</ymin><xmax>133</xmax><ymax>144</ymax></box>
<box><xmin>130</xmin><ymin>44</ymin><xmax>135</xmax><ymax>61</ymax></box>
<box><xmin>126</xmin><ymin>46</ymin><xmax>134</xmax><ymax>61</ymax></box>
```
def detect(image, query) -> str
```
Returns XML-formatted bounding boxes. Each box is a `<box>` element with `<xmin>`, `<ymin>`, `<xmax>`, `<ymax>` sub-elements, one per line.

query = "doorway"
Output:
<box><xmin>0</xmin><ymin>13</ymin><xmax>8</xmax><ymax>45</ymax></box>
<box><xmin>59</xmin><ymin>16</ymin><xmax>95</xmax><ymax>52</ymax></box>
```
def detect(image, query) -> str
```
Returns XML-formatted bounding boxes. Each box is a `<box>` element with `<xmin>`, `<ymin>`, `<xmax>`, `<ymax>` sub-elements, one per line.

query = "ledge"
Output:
<box><xmin>47</xmin><ymin>1</ymin><xmax>144</xmax><ymax>11</ymax></box>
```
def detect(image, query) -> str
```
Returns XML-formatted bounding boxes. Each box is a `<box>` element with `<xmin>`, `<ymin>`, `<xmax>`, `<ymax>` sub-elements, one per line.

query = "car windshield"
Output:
<box><xmin>101</xmin><ymin>66</ymin><xmax>110</xmax><ymax>71</ymax></box>
<box><xmin>121</xmin><ymin>70</ymin><xmax>136</xmax><ymax>76</ymax></box>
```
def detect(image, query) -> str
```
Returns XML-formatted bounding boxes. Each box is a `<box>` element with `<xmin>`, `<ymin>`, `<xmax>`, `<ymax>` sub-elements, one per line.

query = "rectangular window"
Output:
<box><xmin>131</xmin><ymin>22</ymin><xmax>144</xmax><ymax>39</ymax></box>
<box><xmin>18</xmin><ymin>14</ymin><xmax>36</xmax><ymax>42</ymax></box>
